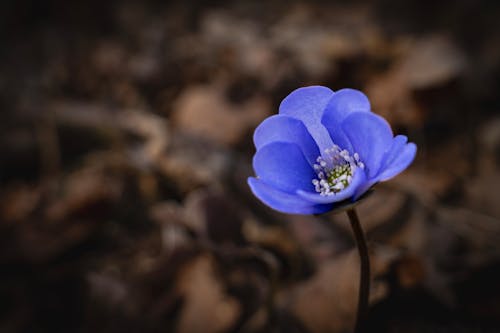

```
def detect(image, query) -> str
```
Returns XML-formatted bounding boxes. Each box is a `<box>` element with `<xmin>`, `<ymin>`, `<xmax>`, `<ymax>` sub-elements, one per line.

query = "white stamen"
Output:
<box><xmin>311</xmin><ymin>144</ymin><xmax>364</xmax><ymax>196</ymax></box>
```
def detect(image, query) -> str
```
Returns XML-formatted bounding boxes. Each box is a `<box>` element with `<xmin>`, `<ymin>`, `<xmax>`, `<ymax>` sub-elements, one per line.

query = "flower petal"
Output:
<box><xmin>248</xmin><ymin>177</ymin><xmax>332</xmax><ymax>214</ymax></box>
<box><xmin>253</xmin><ymin>115</ymin><xmax>320</xmax><ymax>166</ymax></box>
<box><xmin>296</xmin><ymin>167</ymin><xmax>367</xmax><ymax>204</ymax></box>
<box><xmin>253</xmin><ymin>142</ymin><xmax>316</xmax><ymax>193</ymax></box>
<box><xmin>279</xmin><ymin>86</ymin><xmax>335</xmax><ymax>153</ymax></box>
<box><xmin>322</xmin><ymin>88</ymin><xmax>371</xmax><ymax>125</ymax></box>
<box><xmin>342</xmin><ymin>112</ymin><xmax>393</xmax><ymax>179</ymax></box>
<box><xmin>353</xmin><ymin>179</ymin><xmax>377</xmax><ymax>200</ymax></box>
<box><xmin>321</xmin><ymin>89</ymin><xmax>371</xmax><ymax>152</ymax></box>
<box><xmin>377</xmin><ymin>135</ymin><xmax>407</xmax><ymax>172</ymax></box>
<box><xmin>321</xmin><ymin>120</ymin><xmax>353</xmax><ymax>153</ymax></box>
<box><xmin>376</xmin><ymin>142</ymin><xmax>417</xmax><ymax>181</ymax></box>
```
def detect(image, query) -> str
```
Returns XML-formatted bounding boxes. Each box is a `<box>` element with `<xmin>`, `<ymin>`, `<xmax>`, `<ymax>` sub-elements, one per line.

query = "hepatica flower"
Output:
<box><xmin>248</xmin><ymin>86</ymin><xmax>416</xmax><ymax>214</ymax></box>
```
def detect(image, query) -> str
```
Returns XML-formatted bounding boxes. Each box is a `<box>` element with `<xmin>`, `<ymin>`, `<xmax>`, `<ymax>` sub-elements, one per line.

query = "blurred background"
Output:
<box><xmin>1</xmin><ymin>0</ymin><xmax>500</xmax><ymax>332</ymax></box>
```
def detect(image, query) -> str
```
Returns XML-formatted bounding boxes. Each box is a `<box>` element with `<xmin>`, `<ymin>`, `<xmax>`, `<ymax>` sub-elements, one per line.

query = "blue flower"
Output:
<box><xmin>247</xmin><ymin>86</ymin><xmax>417</xmax><ymax>214</ymax></box>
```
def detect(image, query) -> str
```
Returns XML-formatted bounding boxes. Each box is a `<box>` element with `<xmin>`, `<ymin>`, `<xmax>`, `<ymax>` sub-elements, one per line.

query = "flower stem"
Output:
<box><xmin>346</xmin><ymin>208</ymin><xmax>370</xmax><ymax>333</ymax></box>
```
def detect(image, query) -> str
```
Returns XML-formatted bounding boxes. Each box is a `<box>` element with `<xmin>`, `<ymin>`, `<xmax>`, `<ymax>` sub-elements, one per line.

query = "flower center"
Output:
<box><xmin>312</xmin><ymin>144</ymin><xmax>364</xmax><ymax>196</ymax></box>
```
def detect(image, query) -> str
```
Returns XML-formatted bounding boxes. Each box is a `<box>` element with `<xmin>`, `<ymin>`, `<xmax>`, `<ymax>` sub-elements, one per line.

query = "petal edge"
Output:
<box><xmin>248</xmin><ymin>178</ymin><xmax>332</xmax><ymax>214</ymax></box>
<box><xmin>279</xmin><ymin>86</ymin><xmax>335</xmax><ymax>153</ymax></box>
<box><xmin>253</xmin><ymin>142</ymin><xmax>316</xmax><ymax>193</ymax></box>
<box><xmin>253</xmin><ymin>115</ymin><xmax>320</xmax><ymax>166</ymax></box>
<box><xmin>342</xmin><ymin>112</ymin><xmax>394</xmax><ymax>178</ymax></box>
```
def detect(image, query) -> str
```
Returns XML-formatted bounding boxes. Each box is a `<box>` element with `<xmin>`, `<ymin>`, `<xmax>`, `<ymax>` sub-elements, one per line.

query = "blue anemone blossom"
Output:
<box><xmin>247</xmin><ymin>86</ymin><xmax>417</xmax><ymax>215</ymax></box>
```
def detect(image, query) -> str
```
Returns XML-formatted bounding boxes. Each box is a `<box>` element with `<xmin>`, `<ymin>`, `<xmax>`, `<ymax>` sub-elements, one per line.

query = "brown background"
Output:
<box><xmin>1</xmin><ymin>0</ymin><xmax>499</xmax><ymax>332</ymax></box>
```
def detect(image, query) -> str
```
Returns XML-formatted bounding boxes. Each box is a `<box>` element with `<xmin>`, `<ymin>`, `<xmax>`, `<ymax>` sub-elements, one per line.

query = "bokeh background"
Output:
<box><xmin>1</xmin><ymin>0</ymin><xmax>500</xmax><ymax>332</ymax></box>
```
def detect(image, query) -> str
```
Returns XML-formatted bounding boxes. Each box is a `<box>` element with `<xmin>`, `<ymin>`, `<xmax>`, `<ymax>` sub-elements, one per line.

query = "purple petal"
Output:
<box><xmin>296</xmin><ymin>167</ymin><xmax>367</xmax><ymax>204</ymax></box>
<box><xmin>248</xmin><ymin>178</ymin><xmax>332</xmax><ymax>214</ymax></box>
<box><xmin>353</xmin><ymin>179</ymin><xmax>378</xmax><ymax>200</ymax></box>
<box><xmin>379</xmin><ymin>135</ymin><xmax>408</xmax><ymax>170</ymax></box>
<box><xmin>322</xmin><ymin>88</ymin><xmax>371</xmax><ymax>125</ymax></box>
<box><xmin>279</xmin><ymin>86</ymin><xmax>335</xmax><ymax>153</ymax></box>
<box><xmin>342</xmin><ymin>112</ymin><xmax>393</xmax><ymax>179</ymax></box>
<box><xmin>253</xmin><ymin>142</ymin><xmax>316</xmax><ymax>193</ymax></box>
<box><xmin>321</xmin><ymin>89</ymin><xmax>371</xmax><ymax>152</ymax></box>
<box><xmin>321</xmin><ymin>121</ymin><xmax>354</xmax><ymax>153</ymax></box>
<box><xmin>253</xmin><ymin>115</ymin><xmax>320</xmax><ymax>166</ymax></box>
<box><xmin>377</xmin><ymin>142</ymin><xmax>417</xmax><ymax>181</ymax></box>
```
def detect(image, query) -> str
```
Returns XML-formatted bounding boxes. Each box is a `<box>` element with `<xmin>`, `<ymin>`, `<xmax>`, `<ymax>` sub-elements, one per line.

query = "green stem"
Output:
<box><xmin>347</xmin><ymin>208</ymin><xmax>370</xmax><ymax>333</ymax></box>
